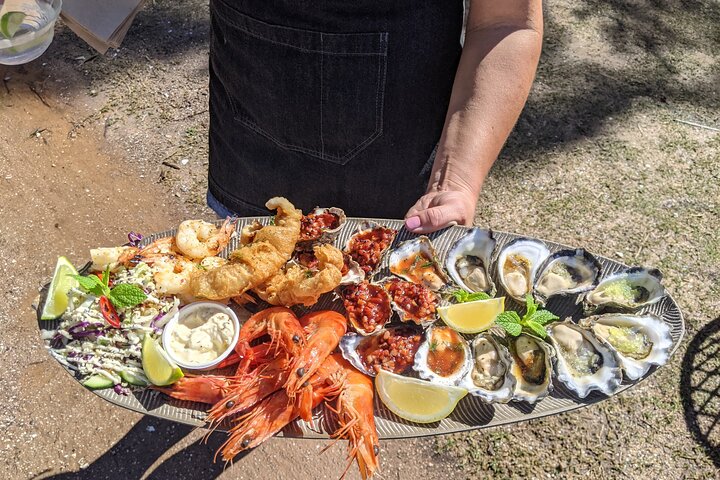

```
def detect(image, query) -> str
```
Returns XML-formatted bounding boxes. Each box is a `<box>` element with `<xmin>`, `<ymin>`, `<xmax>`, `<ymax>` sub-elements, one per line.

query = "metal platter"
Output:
<box><xmin>38</xmin><ymin>217</ymin><xmax>685</xmax><ymax>439</ymax></box>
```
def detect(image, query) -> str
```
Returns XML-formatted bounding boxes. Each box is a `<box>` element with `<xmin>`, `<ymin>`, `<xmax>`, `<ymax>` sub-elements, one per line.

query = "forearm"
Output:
<box><xmin>428</xmin><ymin>22</ymin><xmax>543</xmax><ymax>197</ymax></box>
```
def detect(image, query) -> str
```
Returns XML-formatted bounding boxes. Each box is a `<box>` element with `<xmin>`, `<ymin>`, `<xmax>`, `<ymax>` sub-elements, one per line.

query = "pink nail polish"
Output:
<box><xmin>405</xmin><ymin>216</ymin><xmax>421</xmax><ymax>230</ymax></box>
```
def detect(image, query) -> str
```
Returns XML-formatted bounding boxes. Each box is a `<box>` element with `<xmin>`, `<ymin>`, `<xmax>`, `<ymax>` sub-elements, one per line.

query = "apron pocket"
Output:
<box><xmin>211</xmin><ymin>1</ymin><xmax>388</xmax><ymax>165</ymax></box>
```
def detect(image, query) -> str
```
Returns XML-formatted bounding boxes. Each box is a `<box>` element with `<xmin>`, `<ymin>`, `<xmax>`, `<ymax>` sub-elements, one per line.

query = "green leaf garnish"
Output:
<box><xmin>494</xmin><ymin>294</ymin><xmax>558</xmax><ymax>338</ymax></box>
<box><xmin>451</xmin><ymin>289</ymin><xmax>491</xmax><ymax>303</ymax></box>
<box><xmin>70</xmin><ymin>274</ymin><xmax>109</xmax><ymax>297</ymax></box>
<box><xmin>107</xmin><ymin>283</ymin><xmax>147</xmax><ymax>309</ymax></box>
<box><xmin>421</xmin><ymin>262</ymin><xmax>435</xmax><ymax>268</ymax></box>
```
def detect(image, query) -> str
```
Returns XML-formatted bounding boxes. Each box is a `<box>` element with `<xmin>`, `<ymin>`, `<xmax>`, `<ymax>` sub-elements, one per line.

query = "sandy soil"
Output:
<box><xmin>0</xmin><ymin>0</ymin><xmax>718</xmax><ymax>479</ymax></box>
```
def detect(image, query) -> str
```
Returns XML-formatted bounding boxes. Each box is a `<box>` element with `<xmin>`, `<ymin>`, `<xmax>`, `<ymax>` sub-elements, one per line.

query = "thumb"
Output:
<box><xmin>405</xmin><ymin>205</ymin><xmax>458</xmax><ymax>234</ymax></box>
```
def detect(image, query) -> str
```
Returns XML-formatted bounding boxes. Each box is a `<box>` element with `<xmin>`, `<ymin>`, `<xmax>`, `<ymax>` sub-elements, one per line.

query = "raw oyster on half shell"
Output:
<box><xmin>462</xmin><ymin>333</ymin><xmax>517</xmax><ymax>403</ymax></box>
<box><xmin>496</xmin><ymin>238</ymin><xmax>551</xmax><ymax>302</ymax></box>
<box><xmin>547</xmin><ymin>321</ymin><xmax>622</xmax><ymax>398</ymax></box>
<box><xmin>508</xmin><ymin>333</ymin><xmax>554</xmax><ymax>403</ymax></box>
<box><xmin>581</xmin><ymin>267</ymin><xmax>665</xmax><ymax>314</ymax></box>
<box><xmin>533</xmin><ymin>249</ymin><xmax>601</xmax><ymax>305</ymax></box>
<box><xmin>413</xmin><ymin>326</ymin><xmax>472</xmax><ymax>386</ymax></box>
<box><xmin>445</xmin><ymin>228</ymin><xmax>497</xmax><ymax>296</ymax></box>
<box><xmin>579</xmin><ymin>314</ymin><xmax>672</xmax><ymax>380</ymax></box>
<box><xmin>389</xmin><ymin>236</ymin><xmax>448</xmax><ymax>291</ymax></box>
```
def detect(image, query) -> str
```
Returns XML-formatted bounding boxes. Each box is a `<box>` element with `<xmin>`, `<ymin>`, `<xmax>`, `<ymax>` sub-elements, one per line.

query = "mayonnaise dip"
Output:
<box><xmin>168</xmin><ymin>308</ymin><xmax>235</xmax><ymax>365</ymax></box>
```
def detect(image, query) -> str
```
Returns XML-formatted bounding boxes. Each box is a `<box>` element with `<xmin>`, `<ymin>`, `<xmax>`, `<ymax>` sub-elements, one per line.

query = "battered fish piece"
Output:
<box><xmin>254</xmin><ymin>244</ymin><xmax>344</xmax><ymax>307</ymax></box>
<box><xmin>189</xmin><ymin>197</ymin><xmax>302</xmax><ymax>300</ymax></box>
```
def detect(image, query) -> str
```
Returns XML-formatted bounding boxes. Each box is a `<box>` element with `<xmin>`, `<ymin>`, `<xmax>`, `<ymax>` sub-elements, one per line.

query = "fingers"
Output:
<box><xmin>404</xmin><ymin>205</ymin><xmax>460</xmax><ymax>234</ymax></box>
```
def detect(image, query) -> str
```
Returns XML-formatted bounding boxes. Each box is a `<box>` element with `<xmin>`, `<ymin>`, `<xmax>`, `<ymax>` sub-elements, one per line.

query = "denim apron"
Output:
<box><xmin>208</xmin><ymin>0</ymin><xmax>463</xmax><ymax>218</ymax></box>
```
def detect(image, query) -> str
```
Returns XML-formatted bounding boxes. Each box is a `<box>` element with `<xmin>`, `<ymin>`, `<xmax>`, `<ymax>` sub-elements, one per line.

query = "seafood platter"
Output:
<box><xmin>37</xmin><ymin>197</ymin><xmax>684</xmax><ymax>479</ymax></box>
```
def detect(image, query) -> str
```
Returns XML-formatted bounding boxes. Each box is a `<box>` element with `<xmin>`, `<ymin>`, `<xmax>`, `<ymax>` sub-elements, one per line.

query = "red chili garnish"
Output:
<box><xmin>99</xmin><ymin>296</ymin><xmax>121</xmax><ymax>328</ymax></box>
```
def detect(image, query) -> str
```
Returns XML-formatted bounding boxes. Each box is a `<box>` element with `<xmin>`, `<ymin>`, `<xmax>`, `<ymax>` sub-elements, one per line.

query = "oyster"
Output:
<box><xmin>340</xmin><ymin>252</ymin><xmax>365</xmax><ymax>285</ymax></box>
<box><xmin>446</xmin><ymin>228</ymin><xmax>497</xmax><ymax>295</ymax></box>
<box><xmin>579</xmin><ymin>314</ymin><xmax>672</xmax><ymax>380</ymax></box>
<box><xmin>547</xmin><ymin>321</ymin><xmax>622</xmax><ymax>398</ymax></box>
<box><xmin>413</xmin><ymin>326</ymin><xmax>472</xmax><ymax>386</ymax></box>
<box><xmin>380</xmin><ymin>277</ymin><xmax>440</xmax><ymax>326</ymax></box>
<box><xmin>582</xmin><ymin>267</ymin><xmax>665</xmax><ymax>314</ymax></box>
<box><xmin>508</xmin><ymin>333</ymin><xmax>554</xmax><ymax>403</ymax></box>
<box><xmin>298</xmin><ymin>207</ymin><xmax>346</xmax><ymax>246</ymax></box>
<box><xmin>496</xmin><ymin>238</ymin><xmax>550</xmax><ymax>302</ymax></box>
<box><xmin>533</xmin><ymin>249</ymin><xmax>601</xmax><ymax>305</ymax></box>
<box><xmin>389</xmin><ymin>236</ymin><xmax>448</xmax><ymax>291</ymax></box>
<box><xmin>339</xmin><ymin>325</ymin><xmax>424</xmax><ymax>376</ymax></box>
<box><xmin>462</xmin><ymin>333</ymin><xmax>516</xmax><ymax>403</ymax></box>
<box><xmin>340</xmin><ymin>281</ymin><xmax>392</xmax><ymax>336</ymax></box>
<box><xmin>345</xmin><ymin>221</ymin><xmax>397</xmax><ymax>276</ymax></box>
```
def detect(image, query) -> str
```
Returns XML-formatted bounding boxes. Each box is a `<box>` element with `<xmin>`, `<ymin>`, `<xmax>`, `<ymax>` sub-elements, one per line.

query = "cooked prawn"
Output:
<box><xmin>154</xmin><ymin>375</ymin><xmax>231</xmax><ymax>404</ymax></box>
<box><xmin>146</xmin><ymin>254</ymin><xmax>197</xmax><ymax>297</ymax></box>
<box><xmin>190</xmin><ymin>197</ymin><xmax>302</xmax><ymax>300</ymax></box>
<box><xmin>175</xmin><ymin>219</ymin><xmax>235</xmax><ymax>260</ymax></box>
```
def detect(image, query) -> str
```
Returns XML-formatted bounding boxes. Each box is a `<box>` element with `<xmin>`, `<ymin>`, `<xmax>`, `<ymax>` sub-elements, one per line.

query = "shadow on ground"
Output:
<box><xmin>41</xmin><ymin>416</ymin><xmax>245</xmax><ymax>480</ymax></box>
<box><xmin>681</xmin><ymin>317</ymin><xmax>720</xmax><ymax>469</ymax></box>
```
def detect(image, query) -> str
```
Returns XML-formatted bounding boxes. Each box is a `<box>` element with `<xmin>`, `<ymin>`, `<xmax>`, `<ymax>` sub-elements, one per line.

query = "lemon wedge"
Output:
<box><xmin>142</xmin><ymin>335</ymin><xmax>184</xmax><ymax>386</ymax></box>
<box><xmin>41</xmin><ymin>256</ymin><xmax>79</xmax><ymax>320</ymax></box>
<box><xmin>375</xmin><ymin>370</ymin><xmax>467</xmax><ymax>423</ymax></box>
<box><xmin>437</xmin><ymin>297</ymin><xmax>505</xmax><ymax>334</ymax></box>
<box><xmin>0</xmin><ymin>12</ymin><xmax>26</xmax><ymax>39</ymax></box>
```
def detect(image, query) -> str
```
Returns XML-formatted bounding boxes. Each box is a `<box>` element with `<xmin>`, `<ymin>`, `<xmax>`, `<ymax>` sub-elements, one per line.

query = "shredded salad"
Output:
<box><xmin>43</xmin><ymin>262</ymin><xmax>179</xmax><ymax>393</ymax></box>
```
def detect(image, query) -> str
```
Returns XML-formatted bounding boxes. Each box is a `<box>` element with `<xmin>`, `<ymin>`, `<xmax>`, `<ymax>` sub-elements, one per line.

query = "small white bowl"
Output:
<box><xmin>161</xmin><ymin>301</ymin><xmax>240</xmax><ymax>371</ymax></box>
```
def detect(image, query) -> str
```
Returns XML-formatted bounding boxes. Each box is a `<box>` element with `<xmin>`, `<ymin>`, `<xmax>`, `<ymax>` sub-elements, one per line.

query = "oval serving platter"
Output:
<box><xmin>37</xmin><ymin>217</ymin><xmax>685</xmax><ymax>439</ymax></box>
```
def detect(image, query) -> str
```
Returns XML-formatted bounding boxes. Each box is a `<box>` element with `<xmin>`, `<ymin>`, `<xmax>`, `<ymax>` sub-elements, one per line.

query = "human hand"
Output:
<box><xmin>404</xmin><ymin>189</ymin><xmax>476</xmax><ymax>234</ymax></box>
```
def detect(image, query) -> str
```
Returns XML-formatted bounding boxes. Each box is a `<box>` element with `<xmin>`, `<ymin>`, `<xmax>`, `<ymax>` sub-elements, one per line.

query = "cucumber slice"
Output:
<box><xmin>82</xmin><ymin>374</ymin><xmax>115</xmax><ymax>390</ymax></box>
<box><xmin>120</xmin><ymin>370</ymin><xmax>149</xmax><ymax>387</ymax></box>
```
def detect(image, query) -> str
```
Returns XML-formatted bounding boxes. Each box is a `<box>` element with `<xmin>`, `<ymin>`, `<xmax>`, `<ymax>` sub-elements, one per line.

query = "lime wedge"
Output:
<box><xmin>41</xmin><ymin>256</ymin><xmax>79</xmax><ymax>320</ymax></box>
<box><xmin>375</xmin><ymin>370</ymin><xmax>467</xmax><ymax>424</ymax></box>
<box><xmin>142</xmin><ymin>335</ymin><xmax>184</xmax><ymax>386</ymax></box>
<box><xmin>437</xmin><ymin>297</ymin><xmax>505</xmax><ymax>334</ymax></box>
<box><xmin>0</xmin><ymin>12</ymin><xmax>26</xmax><ymax>39</ymax></box>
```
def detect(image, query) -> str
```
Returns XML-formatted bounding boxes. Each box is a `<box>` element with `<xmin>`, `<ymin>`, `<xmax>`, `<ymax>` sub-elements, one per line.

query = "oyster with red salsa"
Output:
<box><xmin>389</xmin><ymin>236</ymin><xmax>448</xmax><ymax>291</ymax></box>
<box><xmin>340</xmin><ymin>281</ymin><xmax>393</xmax><ymax>335</ymax></box>
<box><xmin>380</xmin><ymin>277</ymin><xmax>440</xmax><ymax>326</ymax></box>
<box><xmin>413</xmin><ymin>326</ymin><xmax>472</xmax><ymax>386</ymax></box>
<box><xmin>340</xmin><ymin>252</ymin><xmax>366</xmax><ymax>285</ymax></box>
<box><xmin>339</xmin><ymin>325</ymin><xmax>424</xmax><ymax>376</ymax></box>
<box><xmin>345</xmin><ymin>221</ymin><xmax>397</xmax><ymax>276</ymax></box>
<box><xmin>297</xmin><ymin>207</ymin><xmax>346</xmax><ymax>247</ymax></box>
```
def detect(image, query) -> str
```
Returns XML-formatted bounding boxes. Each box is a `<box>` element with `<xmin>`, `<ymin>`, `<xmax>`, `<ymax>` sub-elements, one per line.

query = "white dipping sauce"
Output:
<box><xmin>168</xmin><ymin>309</ymin><xmax>235</xmax><ymax>365</ymax></box>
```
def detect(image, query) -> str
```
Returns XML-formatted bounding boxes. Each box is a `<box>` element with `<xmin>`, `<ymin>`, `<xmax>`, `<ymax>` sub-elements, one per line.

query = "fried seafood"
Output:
<box><xmin>189</xmin><ymin>197</ymin><xmax>302</xmax><ymax>300</ymax></box>
<box><xmin>254</xmin><ymin>244</ymin><xmax>344</xmax><ymax>306</ymax></box>
<box><xmin>175</xmin><ymin>219</ymin><xmax>235</xmax><ymax>259</ymax></box>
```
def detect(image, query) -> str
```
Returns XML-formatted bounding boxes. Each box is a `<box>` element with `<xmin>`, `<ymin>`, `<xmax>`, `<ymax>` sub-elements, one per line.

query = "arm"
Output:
<box><xmin>405</xmin><ymin>0</ymin><xmax>543</xmax><ymax>233</ymax></box>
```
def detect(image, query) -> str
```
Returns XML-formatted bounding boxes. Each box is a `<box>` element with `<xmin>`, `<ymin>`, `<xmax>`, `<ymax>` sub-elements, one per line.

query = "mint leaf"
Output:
<box><xmin>69</xmin><ymin>274</ymin><xmax>109</xmax><ymax>297</ymax></box>
<box><xmin>452</xmin><ymin>289</ymin><xmax>491</xmax><ymax>303</ymax></box>
<box><xmin>465</xmin><ymin>291</ymin><xmax>491</xmax><ymax>302</ymax></box>
<box><xmin>496</xmin><ymin>311</ymin><xmax>521</xmax><ymax>324</ymax></box>
<box><xmin>496</xmin><ymin>317</ymin><xmax>522</xmax><ymax>336</ymax></box>
<box><xmin>525</xmin><ymin>320</ymin><xmax>548</xmax><ymax>339</ymax></box>
<box><xmin>101</xmin><ymin>267</ymin><xmax>110</xmax><ymax>289</ymax></box>
<box><xmin>108</xmin><ymin>284</ymin><xmax>147</xmax><ymax>309</ymax></box>
<box><xmin>528</xmin><ymin>309</ymin><xmax>559</xmax><ymax>326</ymax></box>
<box><xmin>452</xmin><ymin>290</ymin><xmax>469</xmax><ymax>303</ymax></box>
<box><xmin>525</xmin><ymin>293</ymin><xmax>537</xmax><ymax>318</ymax></box>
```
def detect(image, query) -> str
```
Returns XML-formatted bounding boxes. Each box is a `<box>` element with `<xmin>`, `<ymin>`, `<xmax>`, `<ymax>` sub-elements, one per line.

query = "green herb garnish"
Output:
<box><xmin>452</xmin><ymin>289</ymin><xmax>491</xmax><ymax>303</ymax></box>
<box><xmin>70</xmin><ymin>266</ymin><xmax>147</xmax><ymax>309</ymax></box>
<box><xmin>494</xmin><ymin>294</ymin><xmax>559</xmax><ymax>339</ymax></box>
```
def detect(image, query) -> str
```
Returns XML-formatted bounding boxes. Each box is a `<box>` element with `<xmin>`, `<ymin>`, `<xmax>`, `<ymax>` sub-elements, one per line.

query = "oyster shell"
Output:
<box><xmin>413</xmin><ymin>326</ymin><xmax>472</xmax><ymax>386</ymax></box>
<box><xmin>533</xmin><ymin>249</ymin><xmax>601</xmax><ymax>305</ymax></box>
<box><xmin>339</xmin><ymin>325</ymin><xmax>424</xmax><ymax>377</ymax></box>
<box><xmin>581</xmin><ymin>267</ymin><xmax>665</xmax><ymax>314</ymax></box>
<box><xmin>496</xmin><ymin>238</ymin><xmax>550</xmax><ymax>302</ymax></box>
<box><xmin>508</xmin><ymin>333</ymin><xmax>554</xmax><ymax>403</ymax></box>
<box><xmin>344</xmin><ymin>221</ymin><xmax>397</xmax><ymax>276</ymax></box>
<box><xmin>298</xmin><ymin>207</ymin><xmax>346</xmax><ymax>246</ymax></box>
<box><xmin>446</xmin><ymin>228</ymin><xmax>497</xmax><ymax>295</ymax></box>
<box><xmin>389</xmin><ymin>236</ymin><xmax>448</xmax><ymax>291</ymax></box>
<box><xmin>547</xmin><ymin>321</ymin><xmax>622</xmax><ymax>398</ymax></box>
<box><xmin>340</xmin><ymin>281</ymin><xmax>393</xmax><ymax>336</ymax></box>
<box><xmin>579</xmin><ymin>314</ymin><xmax>672</xmax><ymax>380</ymax></box>
<box><xmin>340</xmin><ymin>253</ymin><xmax>365</xmax><ymax>285</ymax></box>
<box><xmin>462</xmin><ymin>333</ymin><xmax>517</xmax><ymax>403</ymax></box>
<box><xmin>380</xmin><ymin>277</ymin><xmax>440</xmax><ymax>326</ymax></box>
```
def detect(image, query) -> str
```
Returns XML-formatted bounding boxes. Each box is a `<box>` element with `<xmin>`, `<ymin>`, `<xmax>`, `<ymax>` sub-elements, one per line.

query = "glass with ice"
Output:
<box><xmin>0</xmin><ymin>0</ymin><xmax>62</xmax><ymax>65</ymax></box>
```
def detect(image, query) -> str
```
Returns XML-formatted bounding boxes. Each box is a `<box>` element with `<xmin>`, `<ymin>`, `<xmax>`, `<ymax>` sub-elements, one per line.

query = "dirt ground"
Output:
<box><xmin>0</xmin><ymin>0</ymin><xmax>718</xmax><ymax>479</ymax></box>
